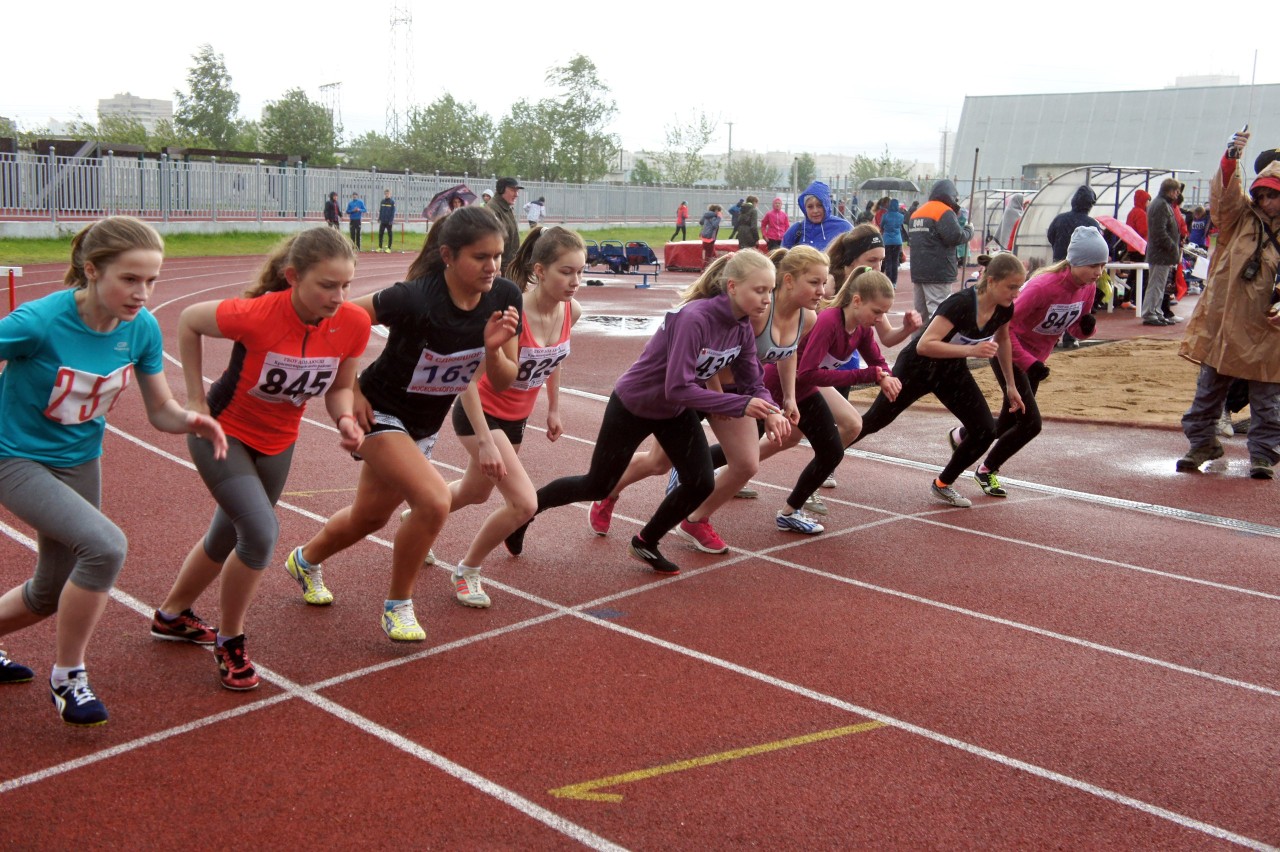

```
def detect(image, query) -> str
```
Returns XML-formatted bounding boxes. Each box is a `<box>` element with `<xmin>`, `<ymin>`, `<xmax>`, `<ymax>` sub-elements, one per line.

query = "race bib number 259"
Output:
<box><xmin>44</xmin><ymin>363</ymin><xmax>133</xmax><ymax>425</ymax></box>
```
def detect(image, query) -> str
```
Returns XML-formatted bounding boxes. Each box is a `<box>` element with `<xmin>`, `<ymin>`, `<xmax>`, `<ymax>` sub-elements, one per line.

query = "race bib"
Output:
<box><xmin>694</xmin><ymin>346</ymin><xmax>741</xmax><ymax>381</ymax></box>
<box><xmin>1033</xmin><ymin>301</ymin><xmax>1085</xmax><ymax>336</ymax></box>
<box><xmin>250</xmin><ymin>352</ymin><xmax>341</xmax><ymax>406</ymax></box>
<box><xmin>407</xmin><ymin>347</ymin><xmax>483</xmax><ymax>395</ymax></box>
<box><xmin>43</xmin><ymin>363</ymin><xmax>133</xmax><ymax>425</ymax></box>
<box><xmin>512</xmin><ymin>340</ymin><xmax>571</xmax><ymax>392</ymax></box>
<box><xmin>758</xmin><ymin>343</ymin><xmax>797</xmax><ymax>364</ymax></box>
<box><xmin>952</xmin><ymin>332</ymin><xmax>995</xmax><ymax>346</ymax></box>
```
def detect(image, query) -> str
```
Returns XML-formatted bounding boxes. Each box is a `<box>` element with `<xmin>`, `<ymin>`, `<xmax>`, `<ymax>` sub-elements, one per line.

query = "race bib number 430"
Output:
<box><xmin>250</xmin><ymin>352</ymin><xmax>341</xmax><ymax>405</ymax></box>
<box><xmin>44</xmin><ymin>363</ymin><xmax>133</xmax><ymax>425</ymax></box>
<box><xmin>694</xmin><ymin>346</ymin><xmax>741</xmax><ymax>381</ymax></box>
<box><xmin>408</xmin><ymin>347</ymin><xmax>483</xmax><ymax>395</ymax></box>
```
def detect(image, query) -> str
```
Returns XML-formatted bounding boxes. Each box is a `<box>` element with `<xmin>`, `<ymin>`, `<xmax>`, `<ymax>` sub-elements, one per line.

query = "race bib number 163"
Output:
<box><xmin>407</xmin><ymin>347</ymin><xmax>483</xmax><ymax>395</ymax></box>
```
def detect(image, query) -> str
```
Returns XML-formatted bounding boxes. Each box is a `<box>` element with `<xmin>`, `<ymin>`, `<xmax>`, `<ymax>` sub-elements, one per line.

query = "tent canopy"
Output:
<box><xmin>1012</xmin><ymin>165</ymin><xmax>1195</xmax><ymax>266</ymax></box>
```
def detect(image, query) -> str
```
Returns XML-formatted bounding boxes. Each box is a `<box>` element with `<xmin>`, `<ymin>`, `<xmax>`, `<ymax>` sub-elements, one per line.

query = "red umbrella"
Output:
<box><xmin>1096</xmin><ymin>215</ymin><xmax>1146</xmax><ymax>254</ymax></box>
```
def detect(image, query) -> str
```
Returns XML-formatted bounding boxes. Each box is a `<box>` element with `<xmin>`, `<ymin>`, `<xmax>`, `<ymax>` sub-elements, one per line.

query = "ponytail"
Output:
<box><xmin>65</xmin><ymin>216</ymin><xmax>164</xmax><ymax>289</ymax></box>
<box><xmin>245</xmin><ymin>226</ymin><xmax>355</xmax><ymax>299</ymax></box>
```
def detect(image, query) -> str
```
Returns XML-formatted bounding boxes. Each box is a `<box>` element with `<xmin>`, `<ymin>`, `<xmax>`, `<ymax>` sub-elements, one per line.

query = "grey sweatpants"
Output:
<box><xmin>0</xmin><ymin>456</ymin><xmax>126</xmax><ymax>615</ymax></box>
<box><xmin>1143</xmin><ymin>265</ymin><xmax>1172</xmax><ymax>321</ymax></box>
<box><xmin>1181</xmin><ymin>364</ymin><xmax>1280</xmax><ymax>463</ymax></box>
<box><xmin>189</xmin><ymin>435</ymin><xmax>294</xmax><ymax>570</ymax></box>
<box><xmin>913</xmin><ymin>281</ymin><xmax>954</xmax><ymax>324</ymax></box>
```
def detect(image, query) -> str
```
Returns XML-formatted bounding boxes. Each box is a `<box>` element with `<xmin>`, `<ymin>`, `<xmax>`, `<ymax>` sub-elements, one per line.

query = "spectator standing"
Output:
<box><xmin>997</xmin><ymin>193</ymin><xmax>1025</xmax><ymax>250</ymax></box>
<box><xmin>761</xmin><ymin>197</ymin><xmax>790</xmax><ymax>250</ymax></box>
<box><xmin>324</xmin><ymin>192</ymin><xmax>341</xmax><ymax>230</ymax></box>
<box><xmin>671</xmin><ymin>201</ymin><xmax>690</xmax><ymax>241</ymax></box>
<box><xmin>907</xmin><ymin>179</ymin><xmax>973</xmax><ymax>322</ymax></box>
<box><xmin>345</xmin><ymin>193</ymin><xmax>367</xmax><ymax>250</ymax></box>
<box><xmin>490</xmin><ymin>177</ymin><xmax>523</xmax><ymax>271</ymax></box>
<box><xmin>880</xmin><ymin>199</ymin><xmax>905</xmax><ymax>285</ymax></box>
<box><xmin>1143</xmin><ymin>178</ymin><xmax>1183</xmax><ymax>326</ymax></box>
<box><xmin>378</xmin><ymin>189</ymin><xmax>396</xmax><ymax>253</ymax></box>
<box><xmin>781</xmin><ymin>181</ymin><xmax>853</xmax><ymax>251</ymax></box>
<box><xmin>1188</xmin><ymin>206</ymin><xmax>1211</xmax><ymax>250</ymax></box>
<box><xmin>481</xmin><ymin>192</ymin><xmax>492</xmax><ymax>206</ymax></box>
<box><xmin>1177</xmin><ymin>131</ymin><xmax>1280</xmax><ymax>480</ymax></box>
<box><xmin>736</xmin><ymin>195</ymin><xmax>760</xmax><ymax>251</ymax></box>
<box><xmin>524</xmin><ymin>196</ymin><xmax>546</xmax><ymax>228</ymax></box>
<box><xmin>699</xmin><ymin>204</ymin><xmax>723</xmax><ymax>268</ymax></box>
<box><xmin>728</xmin><ymin>198</ymin><xmax>744</xmax><ymax>239</ymax></box>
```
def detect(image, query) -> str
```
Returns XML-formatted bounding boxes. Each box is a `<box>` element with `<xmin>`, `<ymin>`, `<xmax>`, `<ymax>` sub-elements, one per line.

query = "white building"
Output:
<box><xmin>98</xmin><ymin>92</ymin><xmax>173</xmax><ymax>133</ymax></box>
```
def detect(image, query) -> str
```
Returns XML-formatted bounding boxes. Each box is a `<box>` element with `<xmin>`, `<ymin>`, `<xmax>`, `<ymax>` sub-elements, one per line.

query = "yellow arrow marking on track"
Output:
<box><xmin>281</xmin><ymin>487</ymin><xmax>360</xmax><ymax>497</ymax></box>
<box><xmin>548</xmin><ymin>721</ymin><xmax>886</xmax><ymax>802</ymax></box>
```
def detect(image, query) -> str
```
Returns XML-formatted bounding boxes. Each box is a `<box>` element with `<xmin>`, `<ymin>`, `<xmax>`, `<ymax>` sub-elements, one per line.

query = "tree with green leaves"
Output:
<box><xmin>489</xmin><ymin>99</ymin><xmax>556</xmax><ymax>181</ymax></box>
<box><xmin>656</xmin><ymin>111</ymin><xmax>718</xmax><ymax>186</ymax></box>
<box><xmin>402</xmin><ymin>94</ymin><xmax>493</xmax><ymax>175</ymax></box>
<box><xmin>69</xmin><ymin>115</ymin><xmax>149</xmax><ymax>148</ymax></box>
<box><xmin>174</xmin><ymin>44</ymin><xmax>243</xmax><ymax>149</ymax></box>
<box><xmin>630</xmin><ymin>158</ymin><xmax>663</xmax><ymax>185</ymax></box>
<box><xmin>344</xmin><ymin>130</ymin><xmax>410</xmax><ymax>172</ymax></box>
<box><xmin>542</xmin><ymin>54</ymin><xmax>618</xmax><ymax>183</ymax></box>
<box><xmin>849</xmin><ymin>146</ymin><xmax>915</xmax><ymax>185</ymax></box>
<box><xmin>260</xmin><ymin>88</ymin><xmax>338</xmax><ymax>165</ymax></box>
<box><xmin>793</xmin><ymin>153</ymin><xmax>817</xmax><ymax>188</ymax></box>
<box><xmin>725</xmin><ymin>154</ymin><xmax>780</xmax><ymax>190</ymax></box>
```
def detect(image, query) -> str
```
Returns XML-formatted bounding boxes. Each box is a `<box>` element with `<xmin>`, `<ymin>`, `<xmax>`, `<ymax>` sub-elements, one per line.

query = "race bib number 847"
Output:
<box><xmin>1033</xmin><ymin>301</ymin><xmax>1085</xmax><ymax>336</ymax></box>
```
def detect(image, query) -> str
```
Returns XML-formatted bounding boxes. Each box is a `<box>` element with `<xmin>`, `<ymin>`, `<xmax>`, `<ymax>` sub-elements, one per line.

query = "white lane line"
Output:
<box><xmin>4</xmin><ymin>429</ymin><xmax>1276</xmax><ymax>848</ymax></box>
<box><xmin>0</xmin><ymin>537</ymin><xmax>623</xmax><ymax>851</ymax></box>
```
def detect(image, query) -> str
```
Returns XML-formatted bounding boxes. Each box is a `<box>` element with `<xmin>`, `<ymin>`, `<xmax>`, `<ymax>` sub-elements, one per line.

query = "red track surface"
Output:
<box><xmin>1</xmin><ymin>253</ymin><xmax>1277</xmax><ymax>849</ymax></box>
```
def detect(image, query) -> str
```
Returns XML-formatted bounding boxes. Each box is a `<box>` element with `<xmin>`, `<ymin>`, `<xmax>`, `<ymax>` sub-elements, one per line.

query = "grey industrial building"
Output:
<box><xmin>952</xmin><ymin>81</ymin><xmax>1279</xmax><ymax>205</ymax></box>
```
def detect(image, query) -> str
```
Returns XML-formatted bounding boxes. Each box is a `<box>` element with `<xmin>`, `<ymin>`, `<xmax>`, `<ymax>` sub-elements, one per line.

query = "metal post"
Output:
<box><xmin>161</xmin><ymin>154</ymin><xmax>169</xmax><ymax>223</ymax></box>
<box><xmin>107</xmin><ymin>150</ymin><xmax>115</xmax><ymax>216</ymax></box>
<box><xmin>48</xmin><ymin>146</ymin><xmax>57</xmax><ymax>224</ymax></box>
<box><xmin>211</xmin><ymin>156</ymin><xmax>218</xmax><ymax>222</ymax></box>
<box><xmin>255</xmin><ymin>160</ymin><xmax>263</xmax><ymax>224</ymax></box>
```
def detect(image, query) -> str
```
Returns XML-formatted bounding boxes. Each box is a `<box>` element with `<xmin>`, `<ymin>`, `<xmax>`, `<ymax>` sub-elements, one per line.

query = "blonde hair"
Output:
<box><xmin>774</xmin><ymin>245</ymin><xmax>828</xmax><ymax>292</ymax></box>
<box><xmin>826</xmin><ymin>267</ymin><xmax>894</xmax><ymax>310</ymax></box>
<box><xmin>678</xmin><ymin>250</ymin><xmax>773</xmax><ymax>305</ymax></box>
<box><xmin>976</xmin><ymin>252</ymin><xmax>1027</xmax><ymax>293</ymax></box>
<box><xmin>245</xmin><ymin>227</ymin><xmax>356</xmax><ymax>298</ymax></box>
<box><xmin>65</xmin><ymin>216</ymin><xmax>164</xmax><ymax>289</ymax></box>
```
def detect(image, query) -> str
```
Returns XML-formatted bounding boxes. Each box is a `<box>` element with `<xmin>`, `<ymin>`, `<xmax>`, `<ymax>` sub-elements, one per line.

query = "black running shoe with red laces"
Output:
<box><xmin>215</xmin><ymin>635</ymin><xmax>260</xmax><ymax>691</ymax></box>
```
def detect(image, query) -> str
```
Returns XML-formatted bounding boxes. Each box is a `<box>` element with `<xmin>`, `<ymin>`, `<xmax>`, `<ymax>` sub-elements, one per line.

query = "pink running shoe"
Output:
<box><xmin>676</xmin><ymin>518</ymin><xmax>728</xmax><ymax>554</ymax></box>
<box><xmin>589</xmin><ymin>496</ymin><xmax>618</xmax><ymax>536</ymax></box>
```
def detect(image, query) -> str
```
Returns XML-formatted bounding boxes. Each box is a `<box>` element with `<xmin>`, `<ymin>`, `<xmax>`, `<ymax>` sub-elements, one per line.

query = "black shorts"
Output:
<box><xmin>450</xmin><ymin>402</ymin><xmax>527</xmax><ymax>445</ymax></box>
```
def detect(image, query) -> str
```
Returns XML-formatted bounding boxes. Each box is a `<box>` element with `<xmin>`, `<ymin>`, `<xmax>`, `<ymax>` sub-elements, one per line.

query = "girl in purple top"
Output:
<box><xmin>506</xmin><ymin>250</ymin><xmax>790</xmax><ymax>574</ymax></box>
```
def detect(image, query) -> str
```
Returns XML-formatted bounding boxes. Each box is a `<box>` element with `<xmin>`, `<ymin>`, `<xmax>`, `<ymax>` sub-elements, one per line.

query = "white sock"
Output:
<box><xmin>455</xmin><ymin>563</ymin><xmax>480</xmax><ymax>577</ymax></box>
<box><xmin>50</xmin><ymin>664</ymin><xmax>82</xmax><ymax>686</ymax></box>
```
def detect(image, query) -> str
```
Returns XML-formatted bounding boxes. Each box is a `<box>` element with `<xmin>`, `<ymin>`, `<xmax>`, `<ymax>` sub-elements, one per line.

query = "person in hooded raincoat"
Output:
<box><xmin>1176</xmin><ymin>131</ymin><xmax>1280</xmax><ymax>480</ymax></box>
<box><xmin>907</xmin><ymin>179</ymin><xmax>973</xmax><ymax>322</ymax></box>
<box><xmin>781</xmin><ymin>181</ymin><xmax>853</xmax><ymax>251</ymax></box>
<box><xmin>880</xmin><ymin>199</ymin><xmax>905</xmax><ymax>285</ymax></box>
<box><xmin>997</xmin><ymin>194</ymin><xmax>1025</xmax><ymax>250</ymax></box>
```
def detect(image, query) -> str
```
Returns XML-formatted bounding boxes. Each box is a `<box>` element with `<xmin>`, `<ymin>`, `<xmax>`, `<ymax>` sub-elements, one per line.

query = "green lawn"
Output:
<box><xmin>0</xmin><ymin>227</ymin><xmax>679</xmax><ymax>266</ymax></box>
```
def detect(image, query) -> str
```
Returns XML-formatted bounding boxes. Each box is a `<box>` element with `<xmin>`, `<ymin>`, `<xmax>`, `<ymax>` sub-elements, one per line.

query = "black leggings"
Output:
<box><xmin>980</xmin><ymin>361</ymin><xmax>1041</xmax><ymax>472</ymax></box>
<box><xmin>882</xmin><ymin>246</ymin><xmax>902</xmax><ymax>285</ymax></box>
<box><xmin>378</xmin><ymin>222</ymin><xmax>393</xmax><ymax>248</ymax></box>
<box><xmin>853</xmin><ymin>353</ymin><xmax>996</xmax><ymax>484</ymax></box>
<box><xmin>709</xmin><ymin>393</ymin><xmax>842</xmax><ymax>510</ymax></box>
<box><xmin>535</xmin><ymin>393</ymin><xmax>714</xmax><ymax>544</ymax></box>
<box><xmin>349</xmin><ymin>220</ymin><xmax>362</xmax><ymax>248</ymax></box>
<box><xmin>671</xmin><ymin>224</ymin><xmax>687</xmax><ymax>241</ymax></box>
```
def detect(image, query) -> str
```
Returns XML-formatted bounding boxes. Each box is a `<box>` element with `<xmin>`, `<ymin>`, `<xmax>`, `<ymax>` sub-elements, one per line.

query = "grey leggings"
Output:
<box><xmin>0</xmin><ymin>456</ymin><xmax>126</xmax><ymax>616</ymax></box>
<box><xmin>189</xmin><ymin>435</ymin><xmax>294</xmax><ymax>570</ymax></box>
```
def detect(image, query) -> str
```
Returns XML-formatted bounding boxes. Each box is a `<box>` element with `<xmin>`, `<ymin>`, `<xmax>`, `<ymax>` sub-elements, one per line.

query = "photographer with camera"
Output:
<box><xmin>1176</xmin><ymin>130</ymin><xmax>1280</xmax><ymax>479</ymax></box>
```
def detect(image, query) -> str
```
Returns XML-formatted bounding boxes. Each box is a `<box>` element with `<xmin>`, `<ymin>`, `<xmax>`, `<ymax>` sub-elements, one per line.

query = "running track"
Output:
<box><xmin>1</xmin><ymin>252</ymin><xmax>1277</xmax><ymax>849</ymax></box>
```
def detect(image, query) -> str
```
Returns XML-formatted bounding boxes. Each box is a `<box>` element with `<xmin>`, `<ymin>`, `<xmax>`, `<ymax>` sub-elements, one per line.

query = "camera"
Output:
<box><xmin>1242</xmin><ymin>259</ymin><xmax>1260</xmax><ymax>281</ymax></box>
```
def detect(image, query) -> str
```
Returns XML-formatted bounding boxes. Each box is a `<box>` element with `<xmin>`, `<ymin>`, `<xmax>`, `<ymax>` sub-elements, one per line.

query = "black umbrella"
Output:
<box><xmin>859</xmin><ymin>177</ymin><xmax>920</xmax><ymax>192</ymax></box>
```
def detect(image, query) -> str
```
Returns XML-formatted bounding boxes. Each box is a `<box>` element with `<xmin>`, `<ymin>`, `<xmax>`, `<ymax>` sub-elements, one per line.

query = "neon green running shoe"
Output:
<box><xmin>382</xmin><ymin>601</ymin><xmax>426</xmax><ymax>642</ymax></box>
<box><xmin>285</xmin><ymin>547</ymin><xmax>333</xmax><ymax>606</ymax></box>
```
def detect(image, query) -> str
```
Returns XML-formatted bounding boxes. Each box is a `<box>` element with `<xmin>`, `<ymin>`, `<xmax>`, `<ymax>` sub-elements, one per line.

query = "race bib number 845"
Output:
<box><xmin>251</xmin><ymin>352</ymin><xmax>341</xmax><ymax>405</ymax></box>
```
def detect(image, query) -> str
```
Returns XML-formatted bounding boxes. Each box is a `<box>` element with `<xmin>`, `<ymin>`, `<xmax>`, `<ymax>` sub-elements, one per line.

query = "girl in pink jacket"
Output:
<box><xmin>948</xmin><ymin>227</ymin><xmax>1107</xmax><ymax>496</ymax></box>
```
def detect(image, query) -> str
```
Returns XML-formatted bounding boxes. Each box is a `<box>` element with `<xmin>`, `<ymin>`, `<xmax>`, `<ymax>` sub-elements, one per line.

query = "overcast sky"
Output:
<box><xmin>5</xmin><ymin>2</ymin><xmax>1272</xmax><ymax>167</ymax></box>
